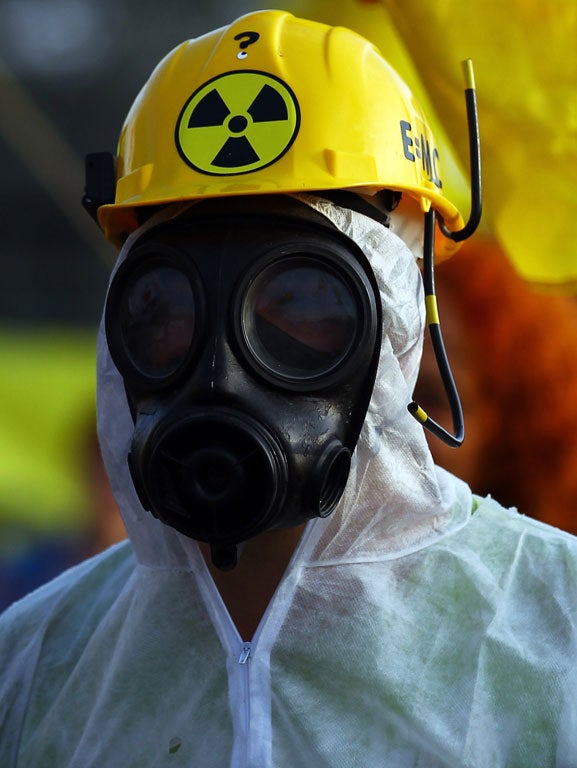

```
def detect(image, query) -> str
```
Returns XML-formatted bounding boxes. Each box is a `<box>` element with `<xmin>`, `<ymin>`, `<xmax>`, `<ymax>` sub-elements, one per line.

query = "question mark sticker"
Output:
<box><xmin>234</xmin><ymin>31</ymin><xmax>260</xmax><ymax>59</ymax></box>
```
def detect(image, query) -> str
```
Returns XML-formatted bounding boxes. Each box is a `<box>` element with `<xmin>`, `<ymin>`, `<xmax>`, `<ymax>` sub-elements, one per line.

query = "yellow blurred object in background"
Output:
<box><xmin>0</xmin><ymin>329</ymin><xmax>96</xmax><ymax>534</ymax></box>
<box><xmin>287</xmin><ymin>0</ymin><xmax>577</xmax><ymax>288</ymax></box>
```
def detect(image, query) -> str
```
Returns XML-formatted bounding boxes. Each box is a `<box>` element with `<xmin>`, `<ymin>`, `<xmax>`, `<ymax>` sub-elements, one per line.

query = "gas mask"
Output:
<box><xmin>105</xmin><ymin>196</ymin><xmax>382</xmax><ymax>569</ymax></box>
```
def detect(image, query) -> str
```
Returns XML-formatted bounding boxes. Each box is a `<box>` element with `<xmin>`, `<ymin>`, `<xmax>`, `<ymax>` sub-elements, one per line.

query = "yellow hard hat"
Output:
<box><xmin>96</xmin><ymin>10</ymin><xmax>464</xmax><ymax>255</ymax></box>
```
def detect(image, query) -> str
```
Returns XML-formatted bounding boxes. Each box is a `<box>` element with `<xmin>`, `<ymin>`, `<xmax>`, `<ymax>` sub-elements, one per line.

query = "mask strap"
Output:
<box><xmin>408</xmin><ymin>58</ymin><xmax>482</xmax><ymax>448</ymax></box>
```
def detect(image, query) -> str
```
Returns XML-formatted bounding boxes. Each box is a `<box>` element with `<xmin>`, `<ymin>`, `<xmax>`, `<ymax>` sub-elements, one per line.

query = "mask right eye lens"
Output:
<box><xmin>236</xmin><ymin>249</ymin><xmax>377</xmax><ymax>390</ymax></box>
<box><xmin>244</xmin><ymin>261</ymin><xmax>357</xmax><ymax>379</ymax></box>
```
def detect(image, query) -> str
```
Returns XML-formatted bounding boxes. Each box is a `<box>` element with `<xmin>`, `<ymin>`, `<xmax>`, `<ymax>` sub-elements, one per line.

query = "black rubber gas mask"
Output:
<box><xmin>105</xmin><ymin>197</ymin><xmax>381</xmax><ymax>569</ymax></box>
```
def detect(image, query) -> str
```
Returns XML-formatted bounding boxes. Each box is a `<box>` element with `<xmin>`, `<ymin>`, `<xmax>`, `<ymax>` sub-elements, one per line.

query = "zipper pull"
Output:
<box><xmin>238</xmin><ymin>642</ymin><xmax>252</xmax><ymax>664</ymax></box>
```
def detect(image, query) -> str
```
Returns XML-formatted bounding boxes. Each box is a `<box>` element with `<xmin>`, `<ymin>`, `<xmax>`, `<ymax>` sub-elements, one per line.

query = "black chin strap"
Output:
<box><xmin>408</xmin><ymin>59</ymin><xmax>482</xmax><ymax>449</ymax></box>
<box><xmin>408</xmin><ymin>210</ymin><xmax>465</xmax><ymax>447</ymax></box>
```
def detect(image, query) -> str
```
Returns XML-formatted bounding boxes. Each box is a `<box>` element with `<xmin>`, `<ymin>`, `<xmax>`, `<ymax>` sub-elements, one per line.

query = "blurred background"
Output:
<box><xmin>0</xmin><ymin>0</ymin><xmax>272</xmax><ymax>608</ymax></box>
<box><xmin>1</xmin><ymin>0</ymin><xmax>576</xmax><ymax>609</ymax></box>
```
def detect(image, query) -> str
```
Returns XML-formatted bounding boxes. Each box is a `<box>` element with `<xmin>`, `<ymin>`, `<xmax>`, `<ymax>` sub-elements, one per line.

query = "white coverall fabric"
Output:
<box><xmin>1</xmin><ymin>199</ymin><xmax>577</xmax><ymax>767</ymax></box>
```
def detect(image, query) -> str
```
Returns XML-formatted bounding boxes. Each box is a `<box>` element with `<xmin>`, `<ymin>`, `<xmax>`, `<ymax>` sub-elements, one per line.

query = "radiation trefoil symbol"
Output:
<box><xmin>175</xmin><ymin>71</ymin><xmax>300</xmax><ymax>176</ymax></box>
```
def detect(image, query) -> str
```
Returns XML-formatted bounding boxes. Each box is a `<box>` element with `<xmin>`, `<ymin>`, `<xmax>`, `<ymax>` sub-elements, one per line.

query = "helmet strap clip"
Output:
<box><xmin>81</xmin><ymin>152</ymin><xmax>116</xmax><ymax>225</ymax></box>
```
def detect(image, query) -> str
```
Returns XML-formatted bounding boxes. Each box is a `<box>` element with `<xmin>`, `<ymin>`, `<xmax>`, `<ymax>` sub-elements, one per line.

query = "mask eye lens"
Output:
<box><xmin>242</xmin><ymin>258</ymin><xmax>358</xmax><ymax>381</ymax></box>
<box><xmin>120</xmin><ymin>264</ymin><xmax>196</xmax><ymax>380</ymax></box>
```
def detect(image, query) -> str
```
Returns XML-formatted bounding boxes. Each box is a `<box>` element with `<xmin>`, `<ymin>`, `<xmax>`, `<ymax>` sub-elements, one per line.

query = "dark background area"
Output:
<box><xmin>0</xmin><ymin>0</ymin><xmax>267</xmax><ymax>329</ymax></box>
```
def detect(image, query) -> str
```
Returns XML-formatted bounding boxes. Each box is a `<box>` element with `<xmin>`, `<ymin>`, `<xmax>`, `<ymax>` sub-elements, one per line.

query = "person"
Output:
<box><xmin>415</xmin><ymin>235</ymin><xmax>577</xmax><ymax>535</ymax></box>
<box><xmin>1</xmin><ymin>10</ymin><xmax>576</xmax><ymax>766</ymax></box>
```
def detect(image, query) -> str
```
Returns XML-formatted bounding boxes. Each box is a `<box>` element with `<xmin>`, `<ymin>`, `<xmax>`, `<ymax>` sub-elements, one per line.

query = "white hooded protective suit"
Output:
<box><xmin>1</xmin><ymin>198</ymin><xmax>577</xmax><ymax>768</ymax></box>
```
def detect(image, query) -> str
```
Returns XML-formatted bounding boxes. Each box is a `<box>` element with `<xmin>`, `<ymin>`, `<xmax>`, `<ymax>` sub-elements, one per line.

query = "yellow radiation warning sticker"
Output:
<box><xmin>176</xmin><ymin>71</ymin><xmax>300</xmax><ymax>176</ymax></box>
